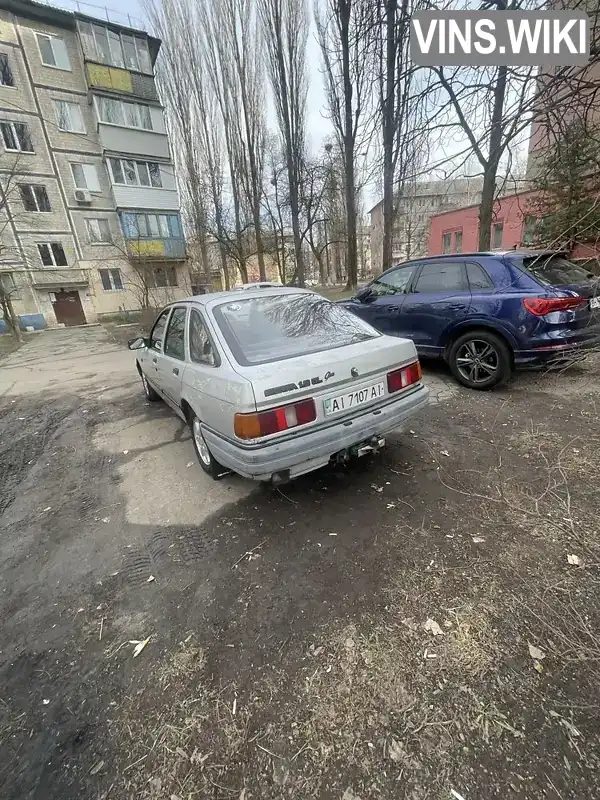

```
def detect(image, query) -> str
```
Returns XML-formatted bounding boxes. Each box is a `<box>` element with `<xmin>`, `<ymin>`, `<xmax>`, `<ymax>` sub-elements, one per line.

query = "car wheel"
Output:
<box><xmin>190</xmin><ymin>413</ymin><xmax>228</xmax><ymax>480</ymax></box>
<box><xmin>140</xmin><ymin>368</ymin><xmax>159</xmax><ymax>401</ymax></box>
<box><xmin>448</xmin><ymin>330</ymin><xmax>512</xmax><ymax>390</ymax></box>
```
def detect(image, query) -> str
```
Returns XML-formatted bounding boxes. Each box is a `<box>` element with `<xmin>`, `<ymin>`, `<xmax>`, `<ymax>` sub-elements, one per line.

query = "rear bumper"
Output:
<box><xmin>203</xmin><ymin>383</ymin><xmax>430</xmax><ymax>481</ymax></box>
<box><xmin>515</xmin><ymin>333</ymin><xmax>600</xmax><ymax>366</ymax></box>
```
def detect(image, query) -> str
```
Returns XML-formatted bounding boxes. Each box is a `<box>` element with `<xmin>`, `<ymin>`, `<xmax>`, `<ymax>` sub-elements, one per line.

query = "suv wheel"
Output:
<box><xmin>448</xmin><ymin>330</ymin><xmax>512</xmax><ymax>390</ymax></box>
<box><xmin>190</xmin><ymin>413</ymin><xmax>229</xmax><ymax>480</ymax></box>
<box><xmin>140</xmin><ymin>368</ymin><xmax>159</xmax><ymax>401</ymax></box>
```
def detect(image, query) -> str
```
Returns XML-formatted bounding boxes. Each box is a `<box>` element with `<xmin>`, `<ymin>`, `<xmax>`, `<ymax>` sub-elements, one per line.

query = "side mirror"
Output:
<box><xmin>128</xmin><ymin>336</ymin><xmax>147</xmax><ymax>350</ymax></box>
<box><xmin>355</xmin><ymin>286</ymin><xmax>374</xmax><ymax>303</ymax></box>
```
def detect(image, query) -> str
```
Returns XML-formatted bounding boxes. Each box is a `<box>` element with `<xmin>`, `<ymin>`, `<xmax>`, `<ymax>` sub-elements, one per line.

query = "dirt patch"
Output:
<box><xmin>2</xmin><ymin>349</ymin><xmax>600</xmax><ymax>799</ymax></box>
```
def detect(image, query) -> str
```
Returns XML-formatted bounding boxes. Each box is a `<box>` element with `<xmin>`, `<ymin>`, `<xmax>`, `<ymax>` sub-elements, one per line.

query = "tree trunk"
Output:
<box><xmin>341</xmin><ymin>3</ymin><xmax>357</xmax><ymax>290</ymax></box>
<box><xmin>381</xmin><ymin>0</ymin><xmax>396</xmax><ymax>272</ymax></box>
<box><xmin>1</xmin><ymin>293</ymin><xmax>23</xmax><ymax>342</ymax></box>
<box><xmin>478</xmin><ymin>65</ymin><xmax>507</xmax><ymax>250</ymax></box>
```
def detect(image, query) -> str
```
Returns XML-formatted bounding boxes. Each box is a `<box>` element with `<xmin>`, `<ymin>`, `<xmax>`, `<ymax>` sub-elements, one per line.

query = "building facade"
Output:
<box><xmin>0</xmin><ymin>0</ymin><xmax>188</xmax><ymax>330</ymax></box>
<box><xmin>369</xmin><ymin>178</ymin><xmax>483</xmax><ymax>274</ymax></box>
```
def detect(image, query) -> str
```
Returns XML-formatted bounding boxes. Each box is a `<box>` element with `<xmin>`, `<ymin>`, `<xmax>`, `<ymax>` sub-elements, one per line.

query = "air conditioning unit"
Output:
<box><xmin>74</xmin><ymin>189</ymin><xmax>92</xmax><ymax>204</ymax></box>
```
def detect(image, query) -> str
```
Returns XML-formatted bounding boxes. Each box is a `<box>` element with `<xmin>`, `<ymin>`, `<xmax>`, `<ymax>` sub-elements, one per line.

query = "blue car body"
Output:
<box><xmin>341</xmin><ymin>251</ymin><xmax>600</xmax><ymax>368</ymax></box>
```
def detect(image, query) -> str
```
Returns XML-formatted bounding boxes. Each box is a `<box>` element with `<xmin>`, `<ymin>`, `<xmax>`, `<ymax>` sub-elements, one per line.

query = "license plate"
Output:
<box><xmin>323</xmin><ymin>382</ymin><xmax>385</xmax><ymax>416</ymax></box>
<box><xmin>590</xmin><ymin>297</ymin><xmax>600</xmax><ymax>310</ymax></box>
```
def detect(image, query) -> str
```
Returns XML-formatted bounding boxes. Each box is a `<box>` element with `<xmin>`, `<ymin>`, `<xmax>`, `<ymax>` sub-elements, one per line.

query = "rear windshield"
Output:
<box><xmin>520</xmin><ymin>255</ymin><xmax>593</xmax><ymax>286</ymax></box>
<box><xmin>212</xmin><ymin>293</ymin><xmax>380</xmax><ymax>366</ymax></box>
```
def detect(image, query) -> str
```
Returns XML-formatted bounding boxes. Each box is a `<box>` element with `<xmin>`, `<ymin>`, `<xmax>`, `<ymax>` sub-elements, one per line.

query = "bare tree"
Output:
<box><xmin>315</xmin><ymin>0</ymin><xmax>376</xmax><ymax>290</ymax></box>
<box><xmin>259</xmin><ymin>0</ymin><xmax>308</xmax><ymax>286</ymax></box>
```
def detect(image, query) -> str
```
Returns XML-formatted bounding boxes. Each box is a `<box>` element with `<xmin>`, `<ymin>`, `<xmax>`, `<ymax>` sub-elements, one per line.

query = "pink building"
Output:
<box><xmin>428</xmin><ymin>190</ymin><xmax>600</xmax><ymax>261</ymax></box>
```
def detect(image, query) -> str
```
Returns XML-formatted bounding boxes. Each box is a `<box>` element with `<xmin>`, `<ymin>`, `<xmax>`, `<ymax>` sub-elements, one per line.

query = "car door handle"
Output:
<box><xmin>172</xmin><ymin>367</ymin><xmax>179</xmax><ymax>376</ymax></box>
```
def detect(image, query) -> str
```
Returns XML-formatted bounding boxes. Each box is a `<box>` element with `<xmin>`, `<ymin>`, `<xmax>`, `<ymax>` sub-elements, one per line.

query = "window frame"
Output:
<box><xmin>70</xmin><ymin>162</ymin><xmax>101</xmax><ymax>192</ymax></box>
<box><xmin>150</xmin><ymin>265</ymin><xmax>178</xmax><ymax>288</ymax></box>
<box><xmin>35</xmin><ymin>32</ymin><xmax>71</xmax><ymax>71</ymax></box>
<box><xmin>163</xmin><ymin>305</ymin><xmax>187</xmax><ymax>361</ymax></box>
<box><xmin>441</xmin><ymin>232</ymin><xmax>452</xmax><ymax>254</ymax></box>
<box><xmin>1</xmin><ymin>121</ymin><xmax>33</xmax><ymax>153</ymax></box>
<box><xmin>108</xmin><ymin>157</ymin><xmax>163</xmax><ymax>188</ymax></box>
<box><xmin>0</xmin><ymin>53</ymin><xmax>15</xmax><ymax>87</ymax></box>
<box><xmin>466</xmin><ymin>261</ymin><xmax>494</xmax><ymax>291</ymax></box>
<box><xmin>120</xmin><ymin>212</ymin><xmax>184</xmax><ymax>241</ymax></box>
<box><xmin>96</xmin><ymin>97</ymin><xmax>153</xmax><ymax>131</ymax></box>
<box><xmin>86</xmin><ymin>218</ymin><xmax>112</xmax><ymax>244</ymax></box>
<box><xmin>37</xmin><ymin>242</ymin><xmax>68</xmax><ymax>267</ymax></box>
<box><xmin>188</xmin><ymin>307</ymin><xmax>220</xmax><ymax>367</ymax></box>
<box><xmin>369</xmin><ymin>264</ymin><xmax>417</xmax><ymax>297</ymax></box>
<box><xmin>98</xmin><ymin>267</ymin><xmax>123</xmax><ymax>291</ymax></box>
<box><xmin>149</xmin><ymin>308</ymin><xmax>171</xmax><ymax>352</ymax></box>
<box><xmin>491</xmin><ymin>221</ymin><xmax>504</xmax><ymax>250</ymax></box>
<box><xmin>412</xmin><ymin>261</ymin><xmax>469</xmax><ymax>294</ymax></box>
<box><xmin>77</xmin><ymin>21</ymin><xmax>153</xmax><ymax>74</ymax></box>
<box><xmin>54</xmin><ymin>99</ymin><xmax>85</xmax><ymax>134</ymax></box>
<box><xmin>20</xmin><ymin>184</ymin><xmax>51</xmax><ymax>212</ymax></box>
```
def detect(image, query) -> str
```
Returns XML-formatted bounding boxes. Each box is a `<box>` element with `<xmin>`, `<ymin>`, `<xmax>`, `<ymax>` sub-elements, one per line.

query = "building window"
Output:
<box><xmin>442</xmin><ymin>232</ymin><xmax>452</xmax><ymax>254</ymax></box>
<box><xmin>99</xmin><ymin>268</ymin><xmax>123</xmax><ymax>291</ymax></box>
<box><xmin>454</xmin><ymin>230</ymin><xmax>463</xmax><ymax>253</ymax></box>
<box><xmin>522</xmin><ymin>215</ymin><xmax>538</xmax><ymax>245</ymax></box>
<box><xmin>86</xmin><ymin>218</ymin><xmax>112</xmax><ymax>243</ymax></box>
<box><xmin>20</xmin><ymin>184</ymin><xmax>51</xmax><ymax>212</ymax></box>
<box><xmin>78</xmin><ymin>21</ymin><xmax>152</xmax><ymax>74</ymax></box>
<box><xmin>108</xmin><ymin>157</ymin><xmax>163</xmax><ymax>187</ymax></box>
<box><xmin>0</xmin><ymin>272</ymin><xmax>17</xmax><ymax>292</ymax></box>
<box><xmin>96</xmin><ymin>97</ymin><xmax>152</xmax><ymax>130</ymax></box>
<box><xmin>38</xmin><ymin>242</ymin><xmax>67</xmax><ymax>266</ymax></box>
<box><xmin>54</xmin><ymin>100</ymin><xmax>85</xmax><ymax>133</ymax></box>
<box><xmin>150</xmin><ymin>266</ymin><xmax>178</xmax><ymax>288</ymax></box>
<box><xmin>121</xmin><ymin>212</ymin><xmax>183</xmax><ymax>239</ymax></box>
<box><xmin>492</xmin><ymin>221</ymin><xmax>504</xmax><ymax>249</ymax></box>
<box><xmin>1</xmin><ymin>121</ymin><xmax>33</xmax><ymax>152</ymax></box>
<box><xmin>35</xmin><ymin>33</ymin><xmax>71</xmax><ymax>70</ymax></box>
<box><xmin>70</xmin><ymin>162</ymin><xmax>101</xmax><ymax>192</ymax></box>
<box><xmin>0</xmin><ymin>53</ymin><xmax>14</xmax><ymax>86</ymax></box>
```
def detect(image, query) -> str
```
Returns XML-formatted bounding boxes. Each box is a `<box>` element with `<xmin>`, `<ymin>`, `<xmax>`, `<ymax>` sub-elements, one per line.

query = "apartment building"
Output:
<box><xmin>0</xmin><ymin>0</ymin><xmax>188</xmax><ymax>329</ymax></box>
<box><xmin>369</xmin><ymin>178</ymin><xmax>483</xmax><ymax>274</ymax></box>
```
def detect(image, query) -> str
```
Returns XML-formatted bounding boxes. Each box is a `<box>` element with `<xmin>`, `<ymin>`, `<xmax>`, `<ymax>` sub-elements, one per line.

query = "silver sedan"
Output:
<box><xmin>128</xmin><ymin>288</ymin><xmax>429</xmax><ymax>482</ymax></box>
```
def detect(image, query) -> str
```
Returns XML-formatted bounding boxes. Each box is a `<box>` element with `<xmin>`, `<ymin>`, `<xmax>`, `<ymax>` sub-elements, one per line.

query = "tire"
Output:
<box><xmin>140</xmin><ymin>367</ymin><xmax>160</xmax><ymax>401</ymax></box>
<box><xmin>448</xmin><ymin>330</ymin><xmax>512</xmax><ymax>390</ymax></box>
<box><xmin>189</xmin><ymin>413</ymin><xmax>228</xmax><ymax>480</ymax></box>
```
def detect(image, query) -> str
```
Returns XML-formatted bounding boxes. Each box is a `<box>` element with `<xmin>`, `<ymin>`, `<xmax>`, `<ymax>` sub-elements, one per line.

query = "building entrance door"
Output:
<box><xmin>51</xmin><ymin>290</ymin><xmax>86</xmax><ymax>326</ymax></box>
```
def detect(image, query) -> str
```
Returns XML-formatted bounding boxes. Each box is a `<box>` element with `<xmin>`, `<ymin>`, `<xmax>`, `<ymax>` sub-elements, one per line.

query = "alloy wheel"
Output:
<box><xmin>455</xmin><ymin>339</ymin><xmax>499</xmax><ymax>385</ymax></box>
<box><xmin>192</xmin><ymin>417</ymin><xmax>211</xmax><ymax>466</ymax></box>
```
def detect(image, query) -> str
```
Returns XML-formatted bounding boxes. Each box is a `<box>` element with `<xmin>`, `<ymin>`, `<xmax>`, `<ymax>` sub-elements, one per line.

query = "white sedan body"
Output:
<box><xmin>134</xmin><ymin>288</ymin><xmax>429</xmax><ymax>481</ymax></box>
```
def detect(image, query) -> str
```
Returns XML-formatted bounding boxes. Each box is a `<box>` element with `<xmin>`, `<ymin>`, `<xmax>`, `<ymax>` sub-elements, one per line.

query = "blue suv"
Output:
<box><xmin>341</xmin><ymin>251</ymin><xmax>600</xmax><ymax>389</ymax></box>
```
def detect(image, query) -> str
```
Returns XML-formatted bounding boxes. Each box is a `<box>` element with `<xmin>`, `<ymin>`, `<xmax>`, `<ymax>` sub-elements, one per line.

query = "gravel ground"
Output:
<box><xmin>1</xmin><ymin>326</ymin><xmax>599</xmax><ymax>800</ymax></box>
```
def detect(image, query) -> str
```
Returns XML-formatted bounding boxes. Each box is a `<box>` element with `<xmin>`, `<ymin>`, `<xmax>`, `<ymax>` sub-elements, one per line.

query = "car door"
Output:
<box><xmin>140</xmin><ymin>307</ymin><xmax>171</xmax><ymax>392</ymax></box>
<box><xmin>345</xmin><ymin>263</ymin><xmax>418</xmax><ymax>335</ymax></box>
<box><xmin>156</xmin><ymin>305</ymin><xmax>187</xmax><ymax>410</ymax></box>
<box><xmin>400</xmin><ymin>260</ymin><xmax>471</xmax><ymax>354</ymax></box>
<box><xmin>186</xmin><ymin>307</ymin><xmax>223</xmax><ymax>429</ymax></box>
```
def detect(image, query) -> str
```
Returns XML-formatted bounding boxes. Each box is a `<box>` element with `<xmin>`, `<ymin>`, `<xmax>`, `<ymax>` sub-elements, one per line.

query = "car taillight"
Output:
<box><xmin>234</xmin><ymin>398</ymin><xmax>316</xmax><ymax>440</ymax></box>
<box><xmin>523</xmin><ymin>296</ymin><xmax>587</xmax><ymax>316</ymax></box>
<box><xmin>387</xmin><ymin>360</ymin><xmax>422</xmax><ymax>393</ymax></box>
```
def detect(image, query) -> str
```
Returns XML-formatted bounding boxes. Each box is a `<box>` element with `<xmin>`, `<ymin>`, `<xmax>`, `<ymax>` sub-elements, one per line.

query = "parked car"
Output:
<box><xmin>340</xmin><ymin>250</ymin><xmax>600</xmax><ymax>389</ymax></box>
<box><xmin>128</xmin><ymin>288</ymin><xmax>429</xmax><ymax>482</ymax></box>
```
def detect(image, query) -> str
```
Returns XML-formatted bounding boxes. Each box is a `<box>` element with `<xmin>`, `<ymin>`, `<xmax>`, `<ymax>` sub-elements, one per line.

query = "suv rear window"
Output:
<box><xmin>520</xmin><ymin>254</ymin><xmax>593</xmax><ymax>285</ymax></box>
<box><xmin>213</xmin><ymin>293</ymin><xmax>380</xmax><ymax>366</ymax></box>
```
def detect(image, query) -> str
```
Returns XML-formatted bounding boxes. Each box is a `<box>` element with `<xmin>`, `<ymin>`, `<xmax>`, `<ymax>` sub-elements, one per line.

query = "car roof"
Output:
<box><xmin>167</xmin><ymin>286</ymin><xmax>313</xmax><ymax>308</ymax></box>
<box><xmin>386</xmin><ymin>249</ymin><xmax>567</xmax><ymax>269</ymax></box>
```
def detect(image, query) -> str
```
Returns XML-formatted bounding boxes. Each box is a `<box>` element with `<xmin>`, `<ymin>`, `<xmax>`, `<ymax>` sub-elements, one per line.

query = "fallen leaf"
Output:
<box><xmin>370</xmin><ymin>484</ymin><xmax>384</xmax><ymax>493</ymax></box>
<box><xmin>89</xmin><ymin>760</ymin><xmax>105</xmax><ymax>775</ymax></box>
<box><xmin>130</xmin><ymin>636</ymin><xmax>151</xmax><ymax>657</ymax></box>
<box><xmin>186</xmin><ymin>461</ymin><xmax>194</xmax><ymax>468</ymax></box>
<box><xmin>567</xmin><ymin>554</ymin><xmax>582</xmax><ymax>566</ymax></box>
<box><xmin>42</xmin><ymin>506</ymin><xmax>51</xmax><ymax>513</ymax></box>
<box><xmin>528</xmin><ymin>643</ymin><xmax>546</xmax><ymax>660</ymax></box>
<box><xmin>42</xmin><ymin>699</ymin><xmax>50</xmax><ymax>705</ymax></box>
<box><xmin>123</xmin><ymin>449</ymin><xmax>129</xmax><ymax>455</ymax></box>
<box><xmin>146</xmin><ymin>575</ymin><xmax>155</xmax><ymax>583</ymax></box>
<box><xmin>424</xmin><ymin>618</ymin><xmax>444</xmax><ymax>636</ymax></box>
<box><xmin>386</xmin><ymin>503</ymin><xmax>396</xmax><ymax>509</ymax></box>
<box><xmin>472</xmin><ymin>536</ymin><xmax>485</xmax><ymax>543</ymax></box>
<box><xmin>388</xmin><ymin>738</ymin><xmax>404</xmax><ymax>762</ymax></box>
<box><xmin>440</xmin><ymin>450</ymin><xmax>450</xmax><ymax>457</ymax></box>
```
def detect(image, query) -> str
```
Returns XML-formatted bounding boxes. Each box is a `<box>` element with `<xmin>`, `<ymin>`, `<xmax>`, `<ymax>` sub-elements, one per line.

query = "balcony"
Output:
<box><xmin>111</xmin><ymin>185</ymin><xmax>179</xmax><ymax>211</ymax></box>
<box><xmin>29</xmin><ymin>269</ymin><xmax>89</xmax><ymax>289</ymax></box>
<box><xmin>97</xmin><ymin>124</ymin><xmax>170</xmax><ymax>159</ymax></box>
<box><xmin>86</xmin><ymin>63</ymin><xmax>159</xmax><ymax>101</ymax></box>
<box><xmin>125</xmin><ymin>238</ymin><xmax>186</xmax><ymax>261</ymax></box>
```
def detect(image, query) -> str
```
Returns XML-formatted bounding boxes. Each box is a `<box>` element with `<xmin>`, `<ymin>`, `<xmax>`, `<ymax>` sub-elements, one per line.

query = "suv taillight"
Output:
<box><xmin>234</xmin><ymin>398</ymin><xmax>316</xmax><ymax>440</ymax></box>
<box><xmin>387</xmin><ymin>360</ymin><xmax>422</xmax><ymax>393</ymax></box>
<box><xmin>523</xmin><ymin>297</ymin><xmax>587</xmax><ymax>316</ymax></box>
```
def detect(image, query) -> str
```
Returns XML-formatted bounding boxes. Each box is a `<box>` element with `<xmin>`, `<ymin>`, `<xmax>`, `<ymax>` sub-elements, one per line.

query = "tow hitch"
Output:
<box><xmin>334</xmin><ymin>436</ymin><xmax>386</xmax><ymax>464</ymax></box>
